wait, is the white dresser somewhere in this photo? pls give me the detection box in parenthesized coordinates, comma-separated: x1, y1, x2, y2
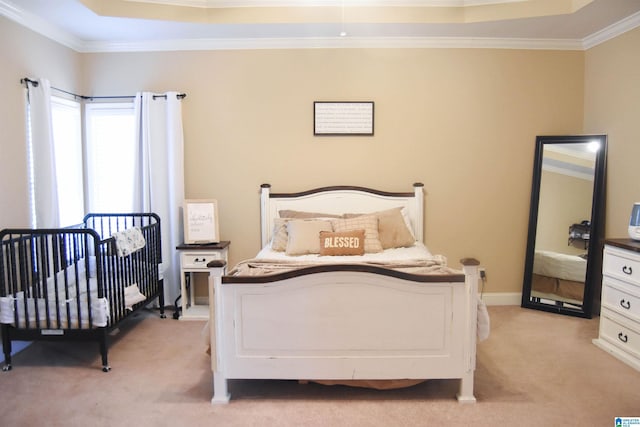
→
(593, 239, 640, 371)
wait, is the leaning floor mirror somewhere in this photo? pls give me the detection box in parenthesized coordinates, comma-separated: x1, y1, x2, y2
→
(521, 135, 607, 318)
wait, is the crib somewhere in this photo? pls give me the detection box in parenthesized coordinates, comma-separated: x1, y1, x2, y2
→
(0, 213, 164, 372)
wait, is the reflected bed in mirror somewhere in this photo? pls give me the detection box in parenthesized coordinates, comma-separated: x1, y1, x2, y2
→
(522, 135, 607, 318)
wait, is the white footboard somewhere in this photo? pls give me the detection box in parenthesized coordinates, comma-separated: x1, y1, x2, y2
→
(208, 259, 479, 404)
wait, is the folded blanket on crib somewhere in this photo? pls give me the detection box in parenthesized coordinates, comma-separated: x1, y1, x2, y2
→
(112, 227, 146, 257)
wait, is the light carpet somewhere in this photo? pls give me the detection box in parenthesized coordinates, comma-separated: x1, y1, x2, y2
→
(0, 305, 638, 427)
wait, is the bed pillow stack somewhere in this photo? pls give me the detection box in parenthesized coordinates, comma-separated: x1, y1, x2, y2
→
(272, 207, 416, 256)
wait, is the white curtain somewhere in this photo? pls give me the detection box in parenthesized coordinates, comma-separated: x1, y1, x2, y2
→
(133, 92, 185, 306)
(28, 78, 59, 228)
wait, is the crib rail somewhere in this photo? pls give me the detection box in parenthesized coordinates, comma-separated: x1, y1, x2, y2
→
(0, 227, 103, 330)
(84, 213, 163, 324)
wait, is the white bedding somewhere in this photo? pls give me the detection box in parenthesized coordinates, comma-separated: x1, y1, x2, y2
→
(0, 292, 109, 328)
(256, 242, 445, 265)
(0, 262, 146, 328)
(533, 250, 587, 283)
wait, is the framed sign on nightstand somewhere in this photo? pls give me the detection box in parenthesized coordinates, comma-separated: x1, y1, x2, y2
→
(183, 199, 220, 244)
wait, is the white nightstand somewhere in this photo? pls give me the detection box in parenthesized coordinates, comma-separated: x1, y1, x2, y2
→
(176, 241, 229, 320)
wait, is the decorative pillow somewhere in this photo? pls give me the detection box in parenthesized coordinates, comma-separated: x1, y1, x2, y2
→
(319, 230, 365, 256)
(344, 207, 416, 249)
(331, 215, 383, 253)
(375, 207, 416, 249)
(279, 210, 342, 219)
(285, 220, 334, 256)
(271, 218, 290, 251)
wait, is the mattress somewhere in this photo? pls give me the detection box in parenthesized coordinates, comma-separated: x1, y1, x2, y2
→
(0, 289, 110, 328)
(533, 250, 587, 283)
(0, 274, 145, 329)
(256, 242, 441, 264)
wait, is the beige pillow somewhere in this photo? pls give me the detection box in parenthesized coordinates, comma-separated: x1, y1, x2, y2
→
(271, 218, 289, 251)
(331, 215, 383, 253)
(279, 210, 342, 219)
(319, 230, 365, 256)
(375, 207, 416, 249)
(344, 207, 415, 249)
(285, 220, 333, 256)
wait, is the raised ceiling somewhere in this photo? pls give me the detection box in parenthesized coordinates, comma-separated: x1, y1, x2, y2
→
(1, 0, 640, 52)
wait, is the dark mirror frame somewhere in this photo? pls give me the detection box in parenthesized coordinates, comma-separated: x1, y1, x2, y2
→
(521, 135, 607, 318)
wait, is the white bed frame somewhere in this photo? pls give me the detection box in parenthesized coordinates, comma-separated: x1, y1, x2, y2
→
(207, 183, 480, 404)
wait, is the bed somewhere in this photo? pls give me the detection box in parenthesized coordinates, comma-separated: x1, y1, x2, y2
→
(531, 249, 586, 304)
(0, 213, 164, 372)
(206, 183, 486, 404)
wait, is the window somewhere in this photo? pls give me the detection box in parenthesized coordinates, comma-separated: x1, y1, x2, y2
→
(27, 96, 84, 227)
(85, 103, 136, 213)
(27, 97, 136, 227)
(51, 97, 84, 227)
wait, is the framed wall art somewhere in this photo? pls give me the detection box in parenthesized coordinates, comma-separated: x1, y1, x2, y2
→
(314, 101, 374, 136)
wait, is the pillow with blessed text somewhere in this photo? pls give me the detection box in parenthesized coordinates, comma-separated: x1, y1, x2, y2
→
(319, 229, 365, 256)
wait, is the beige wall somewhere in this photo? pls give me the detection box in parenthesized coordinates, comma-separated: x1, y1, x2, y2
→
(0, 17, 82, 227)
(584, 27, 640, 238)
(83, 48, 584, 294)
(3, 15, 591, 296)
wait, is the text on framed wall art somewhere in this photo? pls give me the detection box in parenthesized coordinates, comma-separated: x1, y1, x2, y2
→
(183, 199, 220, 244)
(314, 102, 374, 136)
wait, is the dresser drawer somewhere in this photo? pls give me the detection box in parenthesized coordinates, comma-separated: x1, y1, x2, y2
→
(602, 278, 640, 322)
(181, 252, 223, 269)
(603, 247, 640, 286)
(599, 310, 640, 358)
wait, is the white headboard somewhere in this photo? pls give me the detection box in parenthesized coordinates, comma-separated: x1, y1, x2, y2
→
(260, 183, 424, 248)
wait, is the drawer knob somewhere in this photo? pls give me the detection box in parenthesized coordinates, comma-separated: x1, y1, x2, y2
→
(618, 332, 628, 343)
(622, 265, 633, 275)
(620, 299, 631, 310)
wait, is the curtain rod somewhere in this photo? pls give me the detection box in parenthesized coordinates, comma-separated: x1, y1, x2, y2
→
(20, 78, 186, 100)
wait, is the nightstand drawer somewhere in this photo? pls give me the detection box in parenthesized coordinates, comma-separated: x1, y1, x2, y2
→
(603, 247, 640, 286)
(600, 310, 640, 358)
(181, 252, 222, 269)
(602, 278, 640, 321)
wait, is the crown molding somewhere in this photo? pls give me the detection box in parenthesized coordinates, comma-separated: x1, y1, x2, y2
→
(125, 0, 528, 7)
(0, 0, 84, 52)
(582, 10, 640, 50)
(0, 0, 636, 53)
(82, 36, 583, 52)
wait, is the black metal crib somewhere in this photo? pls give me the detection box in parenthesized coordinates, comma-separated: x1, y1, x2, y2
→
(0, 213, 164, 372)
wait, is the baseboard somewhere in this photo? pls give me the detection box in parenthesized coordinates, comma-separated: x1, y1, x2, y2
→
(481, 292, 521, 306)
(195, 296, 209, 305)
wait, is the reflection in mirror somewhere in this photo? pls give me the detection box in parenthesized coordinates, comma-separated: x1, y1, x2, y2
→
(522, 135, 607, 318)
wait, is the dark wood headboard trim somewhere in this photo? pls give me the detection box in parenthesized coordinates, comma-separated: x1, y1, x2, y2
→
(222, 263, 464, 284)
(263, 182, 424, 199)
